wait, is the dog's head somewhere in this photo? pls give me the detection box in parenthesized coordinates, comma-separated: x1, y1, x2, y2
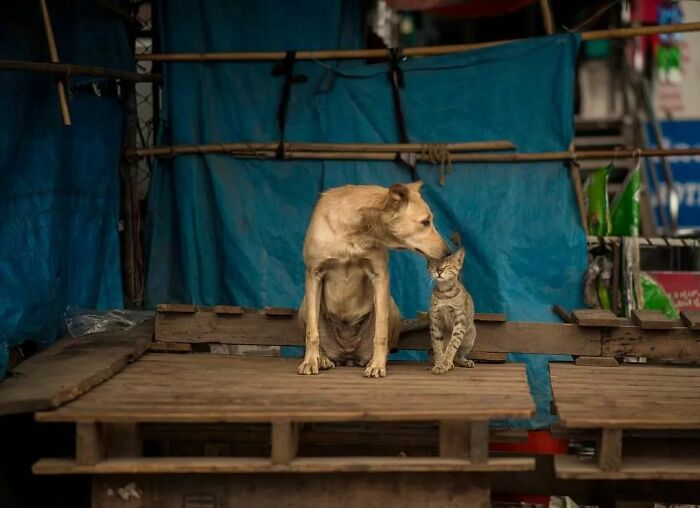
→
(382, 181, 450, 259)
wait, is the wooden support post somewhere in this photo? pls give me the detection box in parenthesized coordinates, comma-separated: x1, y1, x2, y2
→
(271, 420, 298, 464)
(597, 428, 623, 471)
(539, 0, 555, 34)
(39, 0, 71, 126)
(76, 422, 104, 465)
(439, 420, 468, 458)
(568, 161, 588, 234)
(469, 420, 490, 464)
(612, 240, 621, 315)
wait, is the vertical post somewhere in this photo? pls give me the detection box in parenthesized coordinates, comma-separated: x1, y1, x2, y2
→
(271, 420, 299, 464)
(39, 0, 71, 126)
(597, 428, 623, 471)
(568, 160, 588, 234)
(469, 420, 489, 464)
(76, 422, 104, 465)
(439, 420, 469, 458)
(539, 0, 555, 35)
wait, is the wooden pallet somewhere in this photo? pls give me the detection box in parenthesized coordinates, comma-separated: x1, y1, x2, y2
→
(34, 355, 535, 475)
(551, 363, 700, 480)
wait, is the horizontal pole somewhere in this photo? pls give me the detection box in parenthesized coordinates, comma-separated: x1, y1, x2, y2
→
(0, 59, 160, 83)
(136, 22, 700, 62)
(128, 145, 700, 163)
(127, 140, 516, 159)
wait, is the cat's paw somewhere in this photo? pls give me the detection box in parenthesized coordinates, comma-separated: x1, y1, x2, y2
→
(319, 355, 335, 370)
(431, 365, 450, 375)
(455, 357, 475, 368)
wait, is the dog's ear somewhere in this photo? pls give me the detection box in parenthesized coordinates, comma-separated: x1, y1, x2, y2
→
(387, 183, 409, 210)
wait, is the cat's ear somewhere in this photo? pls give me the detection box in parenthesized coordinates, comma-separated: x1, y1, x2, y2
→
(454, 247, 465, 264)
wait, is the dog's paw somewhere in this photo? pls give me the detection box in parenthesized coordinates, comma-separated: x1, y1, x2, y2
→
(319, 355, 335, 370)
(363, 361, 387, 378)
(455, 357, 475, 368)
(431, 365, 450, 375)
(297, 355, 320, 375)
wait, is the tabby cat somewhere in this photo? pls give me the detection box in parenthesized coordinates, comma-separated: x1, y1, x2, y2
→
(427, 247, 476, 374)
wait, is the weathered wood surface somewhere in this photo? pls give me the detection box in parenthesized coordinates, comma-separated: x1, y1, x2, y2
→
(155, 310, 601, 355)
(0, 321, 152, 416)
(571, 309, 626, 327)
(556, 454, 700, 480)
(631, 309, 676, 329)
(34, 455, 534, 474)
(90, 473, 491, 508)
(37, 355, 534, 423)
(550, 363, 700, 429)
(603, 326, 700, 362)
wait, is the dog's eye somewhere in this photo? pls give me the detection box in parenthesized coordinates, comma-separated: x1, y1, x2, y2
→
(421, 218, 430, 227)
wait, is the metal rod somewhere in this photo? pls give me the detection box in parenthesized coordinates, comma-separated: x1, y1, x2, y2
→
(136, 22, 700, 62)
(0, 59, 160, 83)
(39, 0, 71, 126)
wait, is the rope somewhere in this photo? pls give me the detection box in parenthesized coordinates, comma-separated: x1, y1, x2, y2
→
(420, 143, 453, 186)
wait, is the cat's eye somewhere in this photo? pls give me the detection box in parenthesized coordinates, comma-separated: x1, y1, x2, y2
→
(420, 218, 430, 227)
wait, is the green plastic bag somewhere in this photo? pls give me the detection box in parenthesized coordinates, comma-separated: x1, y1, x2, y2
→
(610, 167, 641, 237)
(585, 165, 611, 236)
(641, 273, 679, 319)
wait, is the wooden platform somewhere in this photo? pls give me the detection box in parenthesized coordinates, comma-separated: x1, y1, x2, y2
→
(34, 354, 535, 475)
(0, 322, 152, 415)
(551, 363, 700, 480)
(37, 355, 534, 423)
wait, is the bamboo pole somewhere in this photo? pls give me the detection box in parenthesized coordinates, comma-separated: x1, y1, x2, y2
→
(39, 0, 71, 126)
(0, 60, 160, 83)
(539, 0, 555, 35)
(136, 22, 700, 62)
(126, 140, 516, 159)
(127, 145, 700, 163)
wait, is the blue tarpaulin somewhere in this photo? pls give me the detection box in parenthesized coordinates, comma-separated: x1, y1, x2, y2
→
(147, 0, 587, 427)
(0, 2, 128, 377)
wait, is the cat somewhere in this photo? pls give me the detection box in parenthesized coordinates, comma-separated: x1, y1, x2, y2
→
(427, 247, 476, 374)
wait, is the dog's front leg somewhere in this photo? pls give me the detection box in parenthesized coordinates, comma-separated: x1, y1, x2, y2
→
(298, 268, 322, 375)
(364, 265, 389, 378)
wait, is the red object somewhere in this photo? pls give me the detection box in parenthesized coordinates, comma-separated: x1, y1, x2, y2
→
(647, 271, 700, 311)
(429, 0, 535, 17)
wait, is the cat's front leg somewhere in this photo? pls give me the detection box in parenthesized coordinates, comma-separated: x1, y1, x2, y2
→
(429, 312, 445, 369)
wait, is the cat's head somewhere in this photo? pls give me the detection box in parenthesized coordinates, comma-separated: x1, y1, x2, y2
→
(427, 247, 465, 282)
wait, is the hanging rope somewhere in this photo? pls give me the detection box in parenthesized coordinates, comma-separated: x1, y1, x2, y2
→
(421, 143, 453, 186)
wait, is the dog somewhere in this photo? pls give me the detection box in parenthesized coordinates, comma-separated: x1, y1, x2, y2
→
(297, 181, 450, 378)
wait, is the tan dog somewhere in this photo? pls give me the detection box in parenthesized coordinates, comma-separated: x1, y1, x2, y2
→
(298, 182, 450, 378)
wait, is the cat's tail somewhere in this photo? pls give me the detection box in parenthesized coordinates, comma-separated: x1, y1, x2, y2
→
(399, 315, 430, 334)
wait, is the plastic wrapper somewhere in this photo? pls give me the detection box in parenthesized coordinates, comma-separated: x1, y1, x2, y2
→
(583, 255, 612, 309)
(584, 164, 612, 236)
(610, 167, 641, 237)
(641, 273, 679, 319)
(64, 306, 154, 337)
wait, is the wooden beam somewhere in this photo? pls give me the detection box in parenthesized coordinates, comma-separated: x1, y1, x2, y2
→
(571, 309, 625, 327)
(0, 59, 160, 82)
(681, 310, 700, 330)
(603, 326, 700, 361)
(137, 22, 700, 62)
(76, 422, 104, 465)
(552, 304, 572, 323)
(39, 0, 71, 126)
(574, 356, 618, 367)
(271, 420, 299, 465)
(631, 309, 675, 330)
(596, 428, 623, 471)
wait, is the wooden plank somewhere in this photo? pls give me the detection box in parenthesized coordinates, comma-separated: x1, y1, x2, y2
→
(76, 422, 104, 465)
(681, 310, 700, 330)
(149, 342, 192, 353)
(556, 454, 700, 480)
(37, 356, 534, 423)
(473, 313, 507, 322)
(155, 309, 601, 356)
(89, 473, 492, 508)
(439, 421, 468, 458)
(597, 428, 622, 471)
(469, 420, 489, 464)
(467, 351, 507, 363)
(213, 305, 243, 315)
(264, 307, 295, 317)
(603, 326, 700, 362)
(574, 356, 618, 367)
(271, 420, 298, 464)
(631, 309, 675, 329)
(0, 322, 152, 416)
(552, 305, 571, 323)
(157, 303, 196, 313)
(34, 455, 535, 474)
(571, 309, 625, 327)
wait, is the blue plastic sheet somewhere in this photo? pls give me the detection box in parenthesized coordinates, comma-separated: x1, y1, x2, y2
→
(0, 1, 128, 377)
(147, 0, 587, 427)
